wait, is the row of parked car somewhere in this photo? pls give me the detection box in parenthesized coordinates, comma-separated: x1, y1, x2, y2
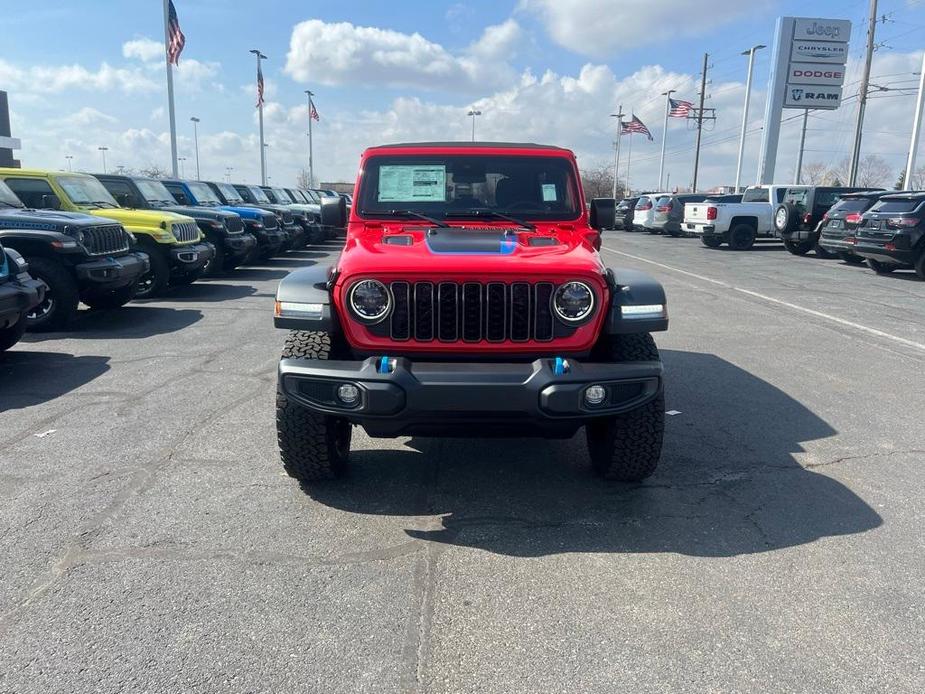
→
(614, 185, 925, 279)
(0, 168, 350, 352)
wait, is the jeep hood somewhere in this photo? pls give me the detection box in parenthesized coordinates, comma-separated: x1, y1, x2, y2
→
(163, 205, 236, 222)
(0, 208, 121, 228)
(84, 208, 194, 228)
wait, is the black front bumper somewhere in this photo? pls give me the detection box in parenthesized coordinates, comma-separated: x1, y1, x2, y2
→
(74, 252, 149, 287)
(223, 232, 258, 258)
(279, 356, 663, 438)
(0, 276, 45, 327)
(168, 242, 214, 273)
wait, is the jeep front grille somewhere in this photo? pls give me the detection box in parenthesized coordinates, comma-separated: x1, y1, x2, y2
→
(280, 210, 294, 225)
(387, 281, 558, 343)
(172, 221, 200, 243)
(83, 225, 131, 256)
(263, 214, 279, 230)
(226, 216, 244, 234)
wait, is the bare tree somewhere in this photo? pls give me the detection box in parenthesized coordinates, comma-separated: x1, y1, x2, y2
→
(296, 168, 312, 189)
(580, 162, 624, 200)
(910, 165, 925, 190)
(139, 164, 169, 179)
(801, 161, 827, 184)
(856, 154, 893, 188)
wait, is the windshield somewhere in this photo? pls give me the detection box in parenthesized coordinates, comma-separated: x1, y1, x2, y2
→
(247, 185, 271, 203)
(304, 189, 321, 203)
(829, 197, 875, 214)
(274, 188, 293, 203)
(742, 187, 769, 203)
(871, 199, 923, 214)
(57, 175, 119, 207)
(216, 182, 244, 204)
(187, 181, 222, 205)
(135, 179, 176, 205)
(357, 154, 580, 220)
(288, 189, 307, 203)
(0, 180, 23, 207)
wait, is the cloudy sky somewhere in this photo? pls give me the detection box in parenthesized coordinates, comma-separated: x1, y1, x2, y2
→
(3, 0, 925, 190)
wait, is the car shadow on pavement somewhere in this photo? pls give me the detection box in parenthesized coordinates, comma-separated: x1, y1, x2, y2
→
(304, 349, 882, 558)
(24, 306, 202, 341)
(149, 283, 258, 302)
(0, 351, 110, 411)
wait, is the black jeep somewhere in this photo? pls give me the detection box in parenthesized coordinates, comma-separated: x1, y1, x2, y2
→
(232, 183, 304, 250)
(773, 186, 880, 256)
(0, 179, 148, 330)
(853, 192, 925, 278)
(0, 241, 45, 351)
(95, 174, 256, 275)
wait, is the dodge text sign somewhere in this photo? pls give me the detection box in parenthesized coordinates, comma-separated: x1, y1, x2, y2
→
(787, 63, 846, 86)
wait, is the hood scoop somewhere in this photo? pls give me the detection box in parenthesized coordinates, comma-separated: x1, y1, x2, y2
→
(425, 227, 518, 255)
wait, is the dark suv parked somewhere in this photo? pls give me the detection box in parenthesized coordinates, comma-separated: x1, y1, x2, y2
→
(0, 241, 44, 351)
(773, 186, 879, 255)
(652, 194, 707, 236)
(0, 179, 147, 330)
(95, 174, 256, 275)
(614, 197, 638, 230)
(853, 192, 925, 278)
(818, 191, 891, 264)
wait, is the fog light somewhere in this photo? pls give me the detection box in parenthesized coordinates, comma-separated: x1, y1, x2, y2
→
(584, 385, 607, 406)
(336, 383, 360, 405)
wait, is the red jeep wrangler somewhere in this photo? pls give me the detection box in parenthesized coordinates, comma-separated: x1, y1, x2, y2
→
(274, 142, 668, 483)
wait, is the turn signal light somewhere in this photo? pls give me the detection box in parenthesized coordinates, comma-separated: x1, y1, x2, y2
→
(844, 213, 862, 225)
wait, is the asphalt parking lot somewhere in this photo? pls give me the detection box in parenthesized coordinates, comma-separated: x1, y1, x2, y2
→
(2, 232, 924, 693)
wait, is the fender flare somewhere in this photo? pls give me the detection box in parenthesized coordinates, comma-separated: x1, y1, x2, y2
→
(602, 267, 669, 334)
(274, 263, 338, 331)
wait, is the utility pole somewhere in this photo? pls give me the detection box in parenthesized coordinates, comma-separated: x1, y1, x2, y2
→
(848, 0, 878, 185)
(305, 90, 315, 188)
(903, 52, 925, 190)
(735, 45, 765, 193)
(190, 117, 201, 179)
(691, 53, 710, 192)
(250, 49, 268, 185)
(98, 146, 108, 174)
(657, 90, 675, 190)
(610, 107, 624, 199)
(794, 110, 809, 183)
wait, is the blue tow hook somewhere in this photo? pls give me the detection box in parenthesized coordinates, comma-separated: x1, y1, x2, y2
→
(553, 357, 569, 376)
(377, 356, 394, 374)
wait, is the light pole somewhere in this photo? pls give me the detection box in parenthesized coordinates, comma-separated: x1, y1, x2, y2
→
(657, 89, 675, 190)
(467, 109, 481, 141)
(98, 146, 109, 174)
(225, 166, 234, 183)
(263, 143, 269, 182)
(178, 156, 187, 177)
(904, 59, 925, 190)
(734, 44, 764, 193)
(250, 49, 268, 185)
(610, 108, 624, 199)
(64, 155, 73, 172)
(305, 90, 315, 188)
(190, 117, 201, 179)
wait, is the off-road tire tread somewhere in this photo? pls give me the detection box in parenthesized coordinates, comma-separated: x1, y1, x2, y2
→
(0, 317, 27, 352)
(25, 257, 79, 331)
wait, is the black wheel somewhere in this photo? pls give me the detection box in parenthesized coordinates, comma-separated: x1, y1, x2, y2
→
(839, 252, 865, 264)
(82, 282, 137, 310)
(204, 242, 226, 276)
(814, 244, 836, 259)
(586, 333, 665, 482)
(23, 257, 79, 331)
(914, 250, 925, 280)
(308, 225, 325, 245)
(0, 316, 27, 352)
(134, 247, 170, 298)
(783, 238, 814, 256)
(701, 236, 723, 248)
(647, 227, 661, 235)
(728, 224, 756, 251)
(866, 258, 896, 275)
(277, 330, 352, 483)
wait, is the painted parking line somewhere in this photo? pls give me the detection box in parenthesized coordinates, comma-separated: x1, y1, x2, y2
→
(601, 246, 925, 354)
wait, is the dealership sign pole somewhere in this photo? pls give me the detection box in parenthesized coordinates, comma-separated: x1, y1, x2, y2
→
(903, 52, 925, 191)
(757, 17, 851, 184)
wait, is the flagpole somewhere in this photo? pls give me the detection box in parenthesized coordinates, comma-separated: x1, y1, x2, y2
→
(163, 0, 179, 177)
(626, 129, 633, 196)
(305, 90, 315, 188)
(657, 90, 675, 190)
(610, 106, 624, 199)
(251, 49, 267, 186)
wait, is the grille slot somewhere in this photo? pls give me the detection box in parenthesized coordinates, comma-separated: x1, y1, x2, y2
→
(386, 280, 566, 343)
(226, 216, 244, 234)
(171, 221, 200, 243)
(263, 214, 279, 230)
(83, 225, 130, 256)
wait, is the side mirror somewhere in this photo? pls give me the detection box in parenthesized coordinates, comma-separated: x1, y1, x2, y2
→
(589, 198, 615, 231)
(41, 194, 61, 210)
(115, 192, 136, 208)
(173, 191, 190, 205)
(320, 195, 347, 229)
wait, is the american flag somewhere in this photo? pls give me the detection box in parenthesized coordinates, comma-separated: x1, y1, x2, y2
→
(669, 97, 694, 118)
(622, 115, 653, 141)
(256, 62, 265, 108)
(309, 98, 320, 122)
(166, 0, 185, 66)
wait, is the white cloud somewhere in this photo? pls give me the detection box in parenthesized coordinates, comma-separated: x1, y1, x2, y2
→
(520, 0, 764, 56)
(123, 37, 164, 63)
(53, 107, 118, 128)
(284, 19, 521, 90)
(0, 59, 157, 94)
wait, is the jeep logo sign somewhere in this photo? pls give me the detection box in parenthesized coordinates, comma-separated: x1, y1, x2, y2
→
(788, 62, 845, 86)
(784, 85, 843, 109)
(793, 18, 852, 43)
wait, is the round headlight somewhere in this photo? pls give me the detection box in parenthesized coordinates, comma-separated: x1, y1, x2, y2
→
(349, 279, 391, 322)
(553, 281, 594, 323)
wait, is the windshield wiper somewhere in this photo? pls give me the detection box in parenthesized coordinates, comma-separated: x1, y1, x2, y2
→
(88, 200, 118, 208)
(374, 209, 449, 227)
(0, 200, 21, 208)
(444, 209, 536, 230)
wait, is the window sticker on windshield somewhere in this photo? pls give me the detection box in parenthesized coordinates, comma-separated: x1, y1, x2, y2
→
(378, 165, 446, 202)
(541, 184, 557, 202)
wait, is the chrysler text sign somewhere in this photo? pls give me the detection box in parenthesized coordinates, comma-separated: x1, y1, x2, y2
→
(791, 40, 849, 64)
(787, 63, 845, 86)
(784, 85, 843, 109)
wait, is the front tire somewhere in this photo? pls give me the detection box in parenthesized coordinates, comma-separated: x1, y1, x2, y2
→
(0, 316, 27, 352)
(783, 238, 814, 256)
(277, 330, 352, 483)
(585, 333, 665, 482)
(866, 258, 896, 275)
(914, 250, 925, 280)
(134, 247, 170, 299)
(23, 257, 79, 331)
(839, 252, 865, 264)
